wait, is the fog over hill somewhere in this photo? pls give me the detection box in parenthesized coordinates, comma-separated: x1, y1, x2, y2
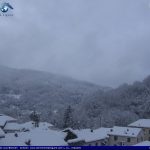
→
(0, 65, 150, 129)
(1, 0, 150, 87)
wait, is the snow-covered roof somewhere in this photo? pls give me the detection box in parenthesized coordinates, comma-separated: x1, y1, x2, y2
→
(108, 126, 142, 137)
(0, 115, 16, 127)
(134, 141, 150, 146)
(68, 138, 85, 144)
(0, 128, 5, 137)
(0, 124, 67, 146)
(129, 119, 150, 128)
(21, 121, 53, 131)
(67, 128, 110, 143)
(4, 123, 23, 131)
(62, 128, 77, 135)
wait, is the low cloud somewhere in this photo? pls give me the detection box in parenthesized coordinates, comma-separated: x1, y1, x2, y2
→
(0, 0, 150, 87)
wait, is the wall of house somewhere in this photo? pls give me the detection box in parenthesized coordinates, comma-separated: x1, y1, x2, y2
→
(129, 126, 150, 141)
(68, 141, 85, 146)
(143, 128, 150, 141)
(0, 134, 5, 138)
(4, 129, 20, 133)
(108, 131, 144, 146)
(83, 138, 108, 146)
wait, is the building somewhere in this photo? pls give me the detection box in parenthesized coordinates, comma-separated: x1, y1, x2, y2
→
(134, 141, 150, 146)
(108, 126, 144, 146)
(0, 114, 17, 129)
(0, 128, 5, 138)
(21, 121, 53, 131)
(63, 127, 110, 146)
(0, 123, 67, 146)
(128, 119, 150, 141)
(3, 122, 23, 133)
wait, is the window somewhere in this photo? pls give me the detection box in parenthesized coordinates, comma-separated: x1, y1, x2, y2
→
(120, 142, 125, 146)
(114, 136, 118, 141)
(127, 138, 131, 142)
(141, 137, 143, 141)
(101, 141, 107, 146)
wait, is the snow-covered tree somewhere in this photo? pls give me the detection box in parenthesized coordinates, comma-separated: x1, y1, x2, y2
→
(29, 110, 40, 127)
(63, 105, 74, 128)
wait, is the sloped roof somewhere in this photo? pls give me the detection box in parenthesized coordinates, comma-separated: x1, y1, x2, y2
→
(67, 127, 110, 143)
(0, 124, 67, 146)
(21, 121, 53, 130)
(62, 128, 77, 135)
(108, 126, 142, 137)
(0, 115, 16, 127)
(4, 123, 23, 131)
(0, 128, 5, 137)
(129, 119, 150, 128)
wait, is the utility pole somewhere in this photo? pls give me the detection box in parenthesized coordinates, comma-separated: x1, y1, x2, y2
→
(100, 114, 102, 127)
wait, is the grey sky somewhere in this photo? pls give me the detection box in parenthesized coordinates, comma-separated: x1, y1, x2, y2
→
(0, 0, 150, 87)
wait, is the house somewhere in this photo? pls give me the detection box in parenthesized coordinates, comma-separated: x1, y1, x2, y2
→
(133, 141, 150, 146)
(63, 128, 78, 142)
(0, 123, 67, 146)
(128, 119, 150, 141)
(0, 114, 17, 129)
(21, 121, 53, 131)
(63, 127, 110, 146)
(3, 122, 23, 133)
(108, 126, 144, 146)
(0, 128, 5, 138)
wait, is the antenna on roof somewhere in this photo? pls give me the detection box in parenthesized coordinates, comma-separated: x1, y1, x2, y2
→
(124, 132, 127, 134)
(110, 129, 113, 132)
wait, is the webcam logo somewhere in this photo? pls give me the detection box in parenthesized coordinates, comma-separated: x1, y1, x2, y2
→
(0, 2, 13, 13)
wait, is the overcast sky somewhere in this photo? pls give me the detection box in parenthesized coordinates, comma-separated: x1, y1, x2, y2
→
(0, 0, 150, 87)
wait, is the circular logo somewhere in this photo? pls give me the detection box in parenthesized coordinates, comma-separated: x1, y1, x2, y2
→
(0, 2, 13, 13)
(1, 5, 9, 13)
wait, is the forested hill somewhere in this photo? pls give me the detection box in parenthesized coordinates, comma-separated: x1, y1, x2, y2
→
(0, 65, 150, 129)
(76, 76, 150, 129)
(0, 65, 106, 127)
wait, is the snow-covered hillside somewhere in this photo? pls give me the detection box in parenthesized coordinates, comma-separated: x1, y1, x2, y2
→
(0, 65, 106, 128)
(1, 65, 150, 129)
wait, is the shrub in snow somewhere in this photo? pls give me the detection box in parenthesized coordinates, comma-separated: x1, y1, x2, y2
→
(14, 133, 18, 137)
(25, 139, 31, 146)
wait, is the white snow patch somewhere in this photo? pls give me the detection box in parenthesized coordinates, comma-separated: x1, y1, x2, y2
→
(4, 123, 23, 131)
(129, 119, 150, 128)
(0, 123, 67, 146)
(0, 115, 16, 127)
(108, 126, 142, 137)
(74, 128, 110, 142)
